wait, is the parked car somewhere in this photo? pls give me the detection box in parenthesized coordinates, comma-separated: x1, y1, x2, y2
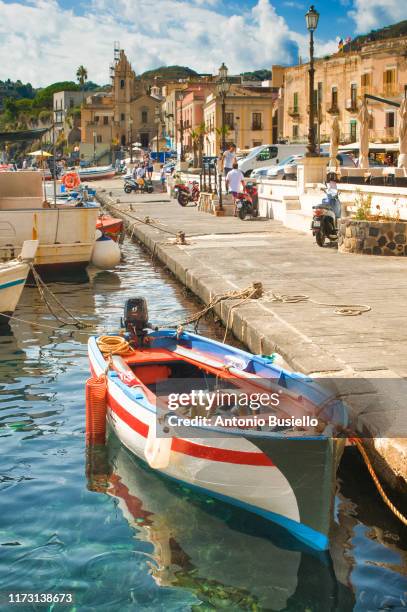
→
(202, 156, 218, 169)
(250, 166, 272, 179)
(264, 155, 304, 179)
(282, 153, 356, 179)
(237, 144, 308, 176)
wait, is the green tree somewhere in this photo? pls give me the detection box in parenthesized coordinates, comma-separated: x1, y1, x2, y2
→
(33, 81, 79, 109)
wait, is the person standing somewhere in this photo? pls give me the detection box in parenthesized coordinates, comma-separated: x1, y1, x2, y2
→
(226, 162, 245, 216)
(222, 144, 237, 177)
(159, 165, 166, 192)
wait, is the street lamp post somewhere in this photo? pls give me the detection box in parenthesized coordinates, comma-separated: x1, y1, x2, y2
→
(179, 92, 185, 162)
(129, 118, 133, 163)
(305, 5, 319, 157)
(217, 62, 230, 153)
(155, 107, 161, 160)
(92, 130, 96, 165)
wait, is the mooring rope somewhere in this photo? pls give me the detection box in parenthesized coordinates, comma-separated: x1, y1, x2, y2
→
(29, 263, 90, 329)
(263, 291, 371, 316)
(350, 437, 407, 526)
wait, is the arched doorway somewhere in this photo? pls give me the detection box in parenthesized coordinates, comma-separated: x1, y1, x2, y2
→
(121, 134, 126, 146)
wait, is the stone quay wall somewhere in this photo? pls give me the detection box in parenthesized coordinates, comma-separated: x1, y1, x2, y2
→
(338, 219, 407, 256)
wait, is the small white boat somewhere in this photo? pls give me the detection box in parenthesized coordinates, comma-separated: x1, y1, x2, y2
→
(78, 166, 116, 181)
(0, 240, 38, 324)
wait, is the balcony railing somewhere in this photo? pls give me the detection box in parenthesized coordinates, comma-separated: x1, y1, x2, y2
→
(288, 107, 300, 117)
(326, 104, 340, 115)
(251, 123, 263, 131)
(381, 88, 398, 98)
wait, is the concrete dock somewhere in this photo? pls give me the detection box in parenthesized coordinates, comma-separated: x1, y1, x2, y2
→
(96, 177, 407, 495)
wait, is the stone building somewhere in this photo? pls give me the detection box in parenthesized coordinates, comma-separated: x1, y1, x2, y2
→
(203, 85, 279, 156)
(53, 90, 83, 146)
(275, 35, 407, 145)
(80, 50, 161, 163)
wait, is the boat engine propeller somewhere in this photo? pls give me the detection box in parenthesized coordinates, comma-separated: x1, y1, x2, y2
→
(122, 298, 150, 343)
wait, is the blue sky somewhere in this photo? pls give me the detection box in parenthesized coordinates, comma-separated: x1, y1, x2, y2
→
(0, 0, 404, 86)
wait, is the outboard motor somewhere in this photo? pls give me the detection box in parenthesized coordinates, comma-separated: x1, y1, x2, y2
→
(122, 298, 150, 343)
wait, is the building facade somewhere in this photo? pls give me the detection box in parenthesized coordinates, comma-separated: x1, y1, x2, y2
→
(80, 50, 161, 162)
(53, 90, 83, 145)
(276, 35, 407, 146)
(203, 86, 278, 156)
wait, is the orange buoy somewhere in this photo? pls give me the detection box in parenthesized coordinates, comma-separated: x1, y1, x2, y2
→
(85, 374, 107, 445)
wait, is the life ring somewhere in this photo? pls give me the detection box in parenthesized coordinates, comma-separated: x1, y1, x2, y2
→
(62, 172, 80, 189)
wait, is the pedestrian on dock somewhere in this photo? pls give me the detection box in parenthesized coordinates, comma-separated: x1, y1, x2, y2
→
(226, 162, 245, 215)
(222, 144, 237, 177)
(160, 165, 166, 192)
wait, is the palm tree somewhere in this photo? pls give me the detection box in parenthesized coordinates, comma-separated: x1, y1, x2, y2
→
(190, 129, 200, 167)
(76, 65, 88, 101)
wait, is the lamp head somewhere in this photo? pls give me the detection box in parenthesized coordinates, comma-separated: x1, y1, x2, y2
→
(218, 62, 228, 80)
(305, 5, 319, 31)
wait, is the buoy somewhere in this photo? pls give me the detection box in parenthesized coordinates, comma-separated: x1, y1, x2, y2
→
(144, 421, 172, 469)
(85, 374, 107, 445)
(91, 235, 121, 269)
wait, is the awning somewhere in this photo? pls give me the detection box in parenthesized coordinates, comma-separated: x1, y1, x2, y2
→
(0, 127, 50, 143)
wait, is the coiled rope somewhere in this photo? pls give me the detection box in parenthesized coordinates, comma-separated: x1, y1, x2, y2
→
(350, 437, 407, 526)
(263, 291, 371, 316)
(96, 335, 134, 355)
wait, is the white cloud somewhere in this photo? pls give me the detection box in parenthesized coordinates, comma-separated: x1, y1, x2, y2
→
(349, 0, 406, 33)
(0, 0, 336, 86)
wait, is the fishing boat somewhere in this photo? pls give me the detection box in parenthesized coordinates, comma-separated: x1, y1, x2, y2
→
(0, 240, 38, 324)
(0, 171, 99, 277)
(77, 166, 116, 181)
(87, 298, 347, 551)
(96, 215, 123, 242)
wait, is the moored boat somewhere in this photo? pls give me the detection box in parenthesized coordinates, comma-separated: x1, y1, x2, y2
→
(0, 240, 38, 324)
(78, 166, 116, 181)
(96, 215, 123, 242)
(0, 171, 99, 277)
(87, 299, 347, 550)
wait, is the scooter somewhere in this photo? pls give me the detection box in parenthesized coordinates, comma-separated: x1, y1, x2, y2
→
(123, 177, 154, 194)
(311, 184, 341, 247)
(235, 181, 259, 220)
(175, 181, 200, 206)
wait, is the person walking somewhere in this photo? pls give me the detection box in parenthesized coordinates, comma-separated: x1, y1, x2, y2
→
(226, 162, 245, 216)
(159, 165, 166, 192)
(222, 144, 237, 177)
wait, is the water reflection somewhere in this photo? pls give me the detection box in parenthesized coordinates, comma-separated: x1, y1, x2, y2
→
(86, 437, 355, 611)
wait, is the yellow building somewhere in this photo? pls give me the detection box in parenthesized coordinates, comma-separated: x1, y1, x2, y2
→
(276, 35, 407, 145)
(203, 85, 278, 156)
(80, 50, 161, 163)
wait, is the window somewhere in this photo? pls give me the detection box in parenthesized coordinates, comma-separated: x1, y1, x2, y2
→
(120, 79, 125, 89)
(252, 113, 262, 130)
(253, 141, 263, 147)
(96, 134, 102, 143)
(350, 120, 357, 141)
(383, 69, 396, 95)
(292, 124, 299, 139)
(331, 87, 338, 109)
(256, 146, 277, 161)
(224, 112, 234, 129)
(103, 116, 109, 125)
(386, 112, 395, 128)
(69, 98, 74, 108)
(361, 73, 371, 92)
(350, 83, 357, 108)
(368, 113, 374, 130)
(293, 92, 298, 112)
(120, 113, 125, 121)
(141, 110, 148, 123)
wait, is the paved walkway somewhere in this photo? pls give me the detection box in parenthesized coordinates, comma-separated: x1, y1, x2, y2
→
(96, 178, 407, 485)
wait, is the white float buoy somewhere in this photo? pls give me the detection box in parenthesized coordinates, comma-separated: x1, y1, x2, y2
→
(91, 235, 121, 269)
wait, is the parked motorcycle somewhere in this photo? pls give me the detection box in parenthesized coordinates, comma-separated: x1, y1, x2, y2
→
(123, 177, 154, 194)
(175, 181, 200, 207)
(311, 184, 341, 247)
(235, 181, 259, 220)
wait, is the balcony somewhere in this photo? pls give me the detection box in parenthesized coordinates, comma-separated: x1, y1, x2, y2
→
(326, 104, 340, 115)
(345, 99, 357, 113)
(288, 106, 300, 118)
(251, 124, 263, 131)
(380, 88, 398, 99)
(384, 127, 395, 139)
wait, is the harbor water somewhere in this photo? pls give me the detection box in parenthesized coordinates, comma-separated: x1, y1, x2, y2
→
(0, 240, 406, 611)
